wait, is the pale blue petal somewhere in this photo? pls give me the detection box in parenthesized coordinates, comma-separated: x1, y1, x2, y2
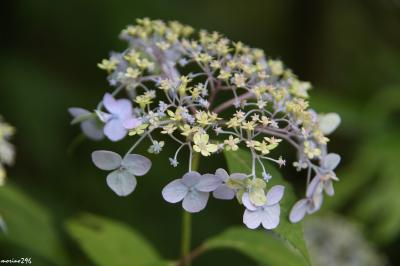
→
(182, 190, 209, 213)
(261, 204, 280, 230)
(324, 180, 335, 196)
(162, 179, 188, 203)
(243, 209, 263, 229)
(289, 199, 308, 223)
(195, 174, 221, 192)
(115, 99, 133, 119)
(215, 168, 229, 181)
(122, 117, 141, 129)
(104, 119, 127, 141)
(213, 185, 235, 200)
(122, 154, 152, 176)
(306, 176, 321, 198)
(92, 150, 121, 170)
(318, 112, 341, 135)
(182, 171, 202, 187)
(231, 173, 247, 180)
(103, 93, 120, 114)
(266, 185, 285, 206)
(322, 153, 341, 170)
(81, 120, 104, 140)
(242, 192, 257, 211)
(68, 107, 90, 118)
(308, 193, 323, 214)
(106, 169, 137, 196)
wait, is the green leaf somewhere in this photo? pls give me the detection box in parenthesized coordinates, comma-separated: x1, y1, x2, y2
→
(66, 213, 161, 266)
(224, 149, 310, 265)
(0, 184, 69, 265)
(204, 227, 307, 266)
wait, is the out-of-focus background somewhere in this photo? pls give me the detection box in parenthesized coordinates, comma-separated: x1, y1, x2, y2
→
(1, 0, 399, 265)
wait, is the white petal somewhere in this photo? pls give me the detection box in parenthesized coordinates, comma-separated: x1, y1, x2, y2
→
(215, 168, 229, 181)
(162, 179, 188, 203)
(213, 185, 235, 200)
(318, 112, 341, 135)
(195, 174, 221, 192)
(182, 191, 209, 213)
(243, 209, 263, 229)
(122, 154, 152, 176)
(261, 204, 280, 230)
(92, 150, 121, 170)
(104, 119, 127, 141)
(242, 192, 257, 211)
(182, 171, 202, 187)
(289, 199, 308, 223)
(322, 153, 341, 170)
(106, 169, 137, 196)
(266, 185, 285, 206)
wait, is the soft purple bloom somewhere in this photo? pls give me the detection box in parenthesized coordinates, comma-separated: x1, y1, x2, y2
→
(242, 185, 284, 230)
(289, 194, 323, 223)
(212, 168, 246, 200)
(162, 171, 220, 213)
(92, 150, 151, 196)
(102, 93, 141, 141)
(68, 107, 104, 140)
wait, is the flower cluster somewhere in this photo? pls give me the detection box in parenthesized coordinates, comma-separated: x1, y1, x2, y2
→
(0, 116, 16, 186)
(70, 18, 341, 230)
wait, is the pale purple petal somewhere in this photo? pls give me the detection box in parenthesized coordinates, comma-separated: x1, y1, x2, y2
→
(195, 174, 221, 192)
(215, 168, 229, 181)
(308, 193, 323, 214)
(289, 199, 308, 223)
(261, 204, 280, 230)
(242, 192, 257, 211)
(104, 119, 127, 141)
(92, 150, 121, 170)
(103, 93, 120, 114)
(322, 153, 341, 170)
(122, 154, 152, 176)
(243, 209, 263, 229)
(162, 179, 188, 203)
(69, 107, 90, 117)
(106, 169, 137, 196)
(266, 185, 285, 206)
(122, 117, 141, 129)
(81, 120, 104, 140)
(182, 190, 209, 213)
(231, 173, 247, 180)
(306, 176, 321, 198)
(324, 180, 335, 196)
(213, 185, 235, 200)
(115, 99, 133, 119)
(182, 172, 202, 187)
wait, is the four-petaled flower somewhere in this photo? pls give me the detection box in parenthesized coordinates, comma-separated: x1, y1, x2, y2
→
(162, 171, 220, 213)
(193, 133, 218, 156)
(68, 107, 104, 140)
(242, 185, 284, 230)
(212, 168, 246, 200)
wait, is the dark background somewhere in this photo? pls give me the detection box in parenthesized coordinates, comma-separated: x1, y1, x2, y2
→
(1, 0, 400, 265)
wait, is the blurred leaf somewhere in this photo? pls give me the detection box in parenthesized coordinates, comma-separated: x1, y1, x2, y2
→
(0, 184, 69, 265)
(224, 149, 310, 265)
(66, 213, 161, 266)
(204, 227, 307, 266)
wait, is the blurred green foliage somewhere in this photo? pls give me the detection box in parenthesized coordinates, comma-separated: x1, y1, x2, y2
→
(1, 0, 400, 265)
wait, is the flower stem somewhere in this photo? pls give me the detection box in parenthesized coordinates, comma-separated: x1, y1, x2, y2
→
(181, 152, 200, 266)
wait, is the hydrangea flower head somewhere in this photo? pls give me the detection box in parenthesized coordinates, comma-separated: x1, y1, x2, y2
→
(70, 18, 341, 231)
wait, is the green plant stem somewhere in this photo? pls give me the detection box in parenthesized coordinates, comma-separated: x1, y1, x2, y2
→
(181, 152, 200, 266)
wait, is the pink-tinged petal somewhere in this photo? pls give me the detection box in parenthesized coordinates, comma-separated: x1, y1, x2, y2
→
(122, 154, 152, 176)
(266, 185, 285, 206)
(196, 174, 221, 192)
(81, 120, 104, 140)
(242, 192, 257, 211)
(92, 150, 122, 170)
(324, 180, 335, 196)
(306, 176, 321, 198)
(103, 93, 120, 114)
(261, 204, 280, 230)
(213, 185, 235, 200)
(122, 117, 141, 129)
(289, 199, 308, 223)
(104, 119, 127, 141)
(243, 209, 263, 229)
(215, 168, 229, 181)
(322, 153, 341, 170)
(115, 99, 133, 118)
(182, 171, 202, 187)
(182, 191, 209, 213)
(162, 179, 188, 203)
(106, 169, 137, 197)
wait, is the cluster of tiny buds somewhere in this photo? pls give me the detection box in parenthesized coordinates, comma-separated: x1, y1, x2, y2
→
(69, 18, 341, 230)
(0, 116, 16, 186)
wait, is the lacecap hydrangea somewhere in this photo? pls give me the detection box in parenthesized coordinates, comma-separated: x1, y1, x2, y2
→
(69, 18, 341, 230)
